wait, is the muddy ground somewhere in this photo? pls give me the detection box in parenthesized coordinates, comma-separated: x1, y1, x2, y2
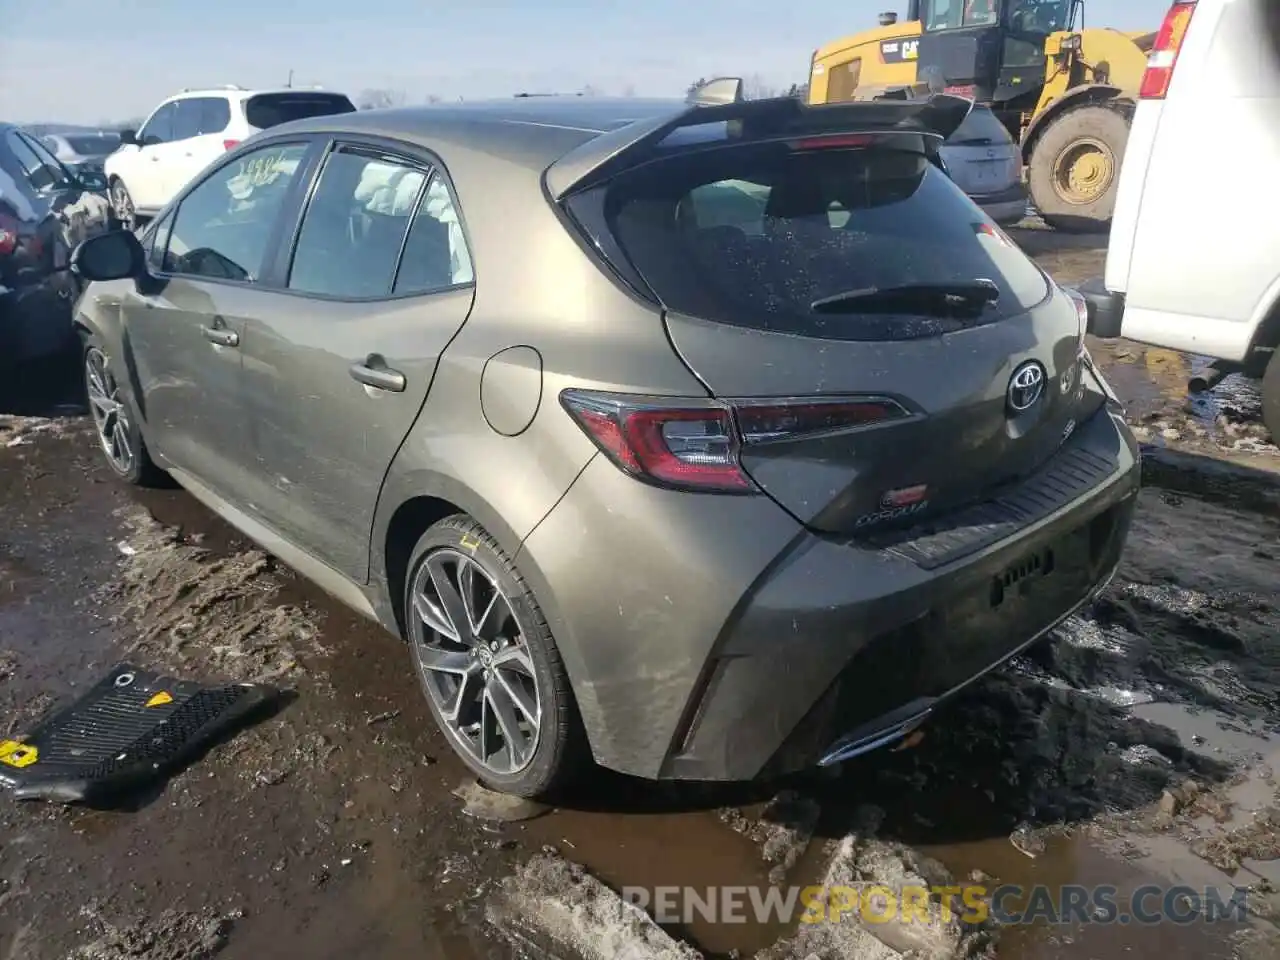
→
(0, 225, 1278, 960)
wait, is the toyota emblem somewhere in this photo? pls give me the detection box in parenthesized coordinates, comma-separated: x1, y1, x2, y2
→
(1007, 361, 1046, 413)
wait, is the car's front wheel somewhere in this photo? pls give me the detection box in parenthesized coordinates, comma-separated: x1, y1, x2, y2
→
(81, 333, 165, 486)
(109, 178, 136, 232)
(404, 515, 586, 799)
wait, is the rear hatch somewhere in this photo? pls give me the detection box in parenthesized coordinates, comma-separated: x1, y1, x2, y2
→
(244, 92, 357, 131)
(940, 105, 1020, 196)
(561, 105, 1098, 535)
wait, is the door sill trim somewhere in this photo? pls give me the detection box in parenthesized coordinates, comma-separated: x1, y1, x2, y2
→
(167, 466, 379, 622)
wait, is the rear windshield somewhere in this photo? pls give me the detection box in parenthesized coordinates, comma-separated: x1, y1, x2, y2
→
(573, 141, 1048, 340)
(244, 93, 356, 130)
(65, 134, 120, 155)
(948, 107, 1014, 146)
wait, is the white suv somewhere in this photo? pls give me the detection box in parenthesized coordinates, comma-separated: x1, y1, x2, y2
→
(104, 86, 356, 227)
(1081, 0, 1280, 442)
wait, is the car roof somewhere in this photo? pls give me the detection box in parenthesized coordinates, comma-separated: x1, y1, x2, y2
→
(167, 87, 351, 101)
(272, 96, 687, 174)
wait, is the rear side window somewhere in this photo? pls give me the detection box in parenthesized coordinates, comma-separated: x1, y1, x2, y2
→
(173, 99, 231, 140)
(245, 93, 356, 130)
(202, 98, 231, 132)
(65, 134, 120, 155)
(288, 148, 427, 298)
(572, 141, 1048, 340)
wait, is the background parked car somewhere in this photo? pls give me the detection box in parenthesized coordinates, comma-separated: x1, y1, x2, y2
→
(34, 129, 121, 182)
(104, 86, 356, 229)
(939, 104, 1027, 225)
(0, 123, 115, 363)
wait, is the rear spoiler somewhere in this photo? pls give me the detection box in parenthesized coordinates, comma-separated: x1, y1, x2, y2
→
(544, 86, 975, 201)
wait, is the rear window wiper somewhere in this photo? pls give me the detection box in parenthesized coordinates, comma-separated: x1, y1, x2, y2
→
(811, 280, 1001, 316)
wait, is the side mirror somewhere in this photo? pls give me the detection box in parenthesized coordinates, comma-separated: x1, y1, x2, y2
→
(118, 128, 138, 146)
(71, 229, 146, 282)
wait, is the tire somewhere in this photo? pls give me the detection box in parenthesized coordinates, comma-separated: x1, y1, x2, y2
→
(1263, 348, 1280, 447)
(109, 178, 136, 232)
(404, 515, 588, 799)
(1028, 103, 1130, 234)
(80, 331, 166, 486)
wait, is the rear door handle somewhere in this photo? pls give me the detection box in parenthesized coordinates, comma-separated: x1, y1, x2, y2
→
(201, 323, 239, 347)
(349, 357, 406, 393)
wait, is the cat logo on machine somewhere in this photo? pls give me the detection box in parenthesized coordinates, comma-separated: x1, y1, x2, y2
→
(880, 37, 920, 63)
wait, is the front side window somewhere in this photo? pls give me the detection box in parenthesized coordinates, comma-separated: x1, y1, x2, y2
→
(170, 100, 205, 142)
(142, 211, 174, 272)
(288, 148, 427, 298)
(139, 103, 177, 145)
(162, 142, 308, 282)
(921, 0, 998, 29)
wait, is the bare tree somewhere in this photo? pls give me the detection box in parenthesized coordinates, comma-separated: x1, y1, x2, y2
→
(356, 88, 406, 110)
(686, 77, 709, 98)
(579, 83, 601, 97)
(741, 74, 778, 100)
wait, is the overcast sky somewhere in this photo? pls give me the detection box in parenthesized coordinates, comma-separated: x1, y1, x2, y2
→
(2, 0, 1172, 125)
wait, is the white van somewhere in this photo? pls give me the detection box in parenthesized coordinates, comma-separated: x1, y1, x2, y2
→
(1081, 0, 1280, 442)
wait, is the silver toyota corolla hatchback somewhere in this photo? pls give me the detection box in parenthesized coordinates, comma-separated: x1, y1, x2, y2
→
(69, 85, 1140, 798)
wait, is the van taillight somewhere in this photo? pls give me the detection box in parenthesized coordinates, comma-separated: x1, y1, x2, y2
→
(1140, 2, 1196, 100)
(223, 139, 241, 151)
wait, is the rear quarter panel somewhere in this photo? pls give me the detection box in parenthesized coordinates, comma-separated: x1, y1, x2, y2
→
(1117, 0, 1280, 359)
(370, 137, 708, 625)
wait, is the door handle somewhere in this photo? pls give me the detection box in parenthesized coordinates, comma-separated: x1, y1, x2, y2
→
(349, 357, 406, 393)
(201, 324, 239, 347)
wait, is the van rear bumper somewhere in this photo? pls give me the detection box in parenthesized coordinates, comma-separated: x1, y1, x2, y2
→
(1078, 277, 1126, 339)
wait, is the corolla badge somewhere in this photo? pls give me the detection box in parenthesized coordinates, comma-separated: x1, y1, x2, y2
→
(1007, 360, 1046, 413)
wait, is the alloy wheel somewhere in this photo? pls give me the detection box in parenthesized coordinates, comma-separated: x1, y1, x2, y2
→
(84, 347, 135, 474)
(111, 182, 135, 231)
(409, 548, 542, 775)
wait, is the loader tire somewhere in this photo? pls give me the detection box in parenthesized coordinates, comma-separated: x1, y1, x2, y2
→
(1028, 103, 1130, 234)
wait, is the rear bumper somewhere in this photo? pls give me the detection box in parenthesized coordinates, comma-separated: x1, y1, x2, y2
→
(0, 279, 76, 363)
(523, 401, 1140, 781)
(971, 183, 1028, 225)
(1078, 277, 1126, 339)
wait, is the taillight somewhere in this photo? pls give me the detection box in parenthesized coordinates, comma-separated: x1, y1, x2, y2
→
(1140, 2, 1196, 100)
(560, 390, 909, 493)
(0, 215, 17, 256)
(223, 139, 241, 151)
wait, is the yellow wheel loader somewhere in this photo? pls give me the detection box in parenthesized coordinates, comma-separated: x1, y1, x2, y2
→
(808, 0, 1156, 233)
